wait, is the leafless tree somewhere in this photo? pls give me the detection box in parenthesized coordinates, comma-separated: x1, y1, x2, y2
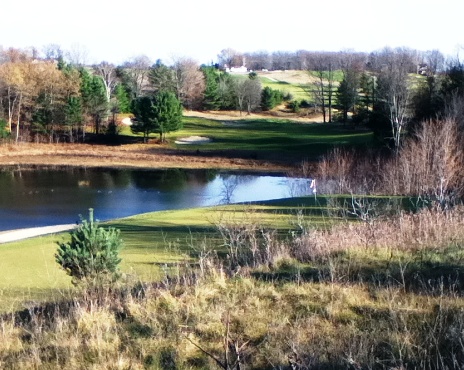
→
(234, 78, 261, 115)
(271, 51, 296, 70)
(217, 48, 243, 69)
(121, 55, 151, 98)
(172, 57, 205, 110)
(94, 61, 117, 102)
(65, 43, 88, 67)
(243, 51, 271, 71)
(42, 44, 63, 61)
(423, 49, 445, 75)
(305, 52, 339, 123)
(376, 48, 414, 152)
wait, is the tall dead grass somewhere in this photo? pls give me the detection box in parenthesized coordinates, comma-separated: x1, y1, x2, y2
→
(316, 118, 464, 202)
(383, 118, 464, 202)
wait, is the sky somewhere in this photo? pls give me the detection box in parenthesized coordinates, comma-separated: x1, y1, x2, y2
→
(1, 0, 463, 65)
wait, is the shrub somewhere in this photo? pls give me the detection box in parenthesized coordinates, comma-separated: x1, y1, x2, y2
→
(55, 209, 123, 286)
(261, 87, 284, 111)
(288, 100, 300, 113)
(0, 119, 10, 139)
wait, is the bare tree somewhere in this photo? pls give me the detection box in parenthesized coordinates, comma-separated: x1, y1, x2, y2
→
(217, 48, 243, 69)
(271, 51, 292, 70)
(243, 51, 271, 71)
(234, 77, 261, 115)
(65, 43, 88, 67)
(423, 49, 445, 75)
(306, 52, 339, 123)
(42, 43, 63, 61)
(121, 55, 151, 98)
(172, 57, 205, 110)
(94, 61, 117, 102)
(376, 48, 414, 152)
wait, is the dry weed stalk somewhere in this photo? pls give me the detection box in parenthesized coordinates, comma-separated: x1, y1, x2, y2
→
(383, 118, 464, 202)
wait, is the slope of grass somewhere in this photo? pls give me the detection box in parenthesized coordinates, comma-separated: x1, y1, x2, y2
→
(173, 116, 373, 162)
(0, 197, 322, 312)
(2, 204, 464, 368)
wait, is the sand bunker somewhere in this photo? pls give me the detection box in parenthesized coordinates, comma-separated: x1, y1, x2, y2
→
(121, 117, 133, 126)
(175, 136, 212, 144)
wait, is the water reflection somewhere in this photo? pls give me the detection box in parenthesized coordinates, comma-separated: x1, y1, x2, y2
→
(0, 168, 310, 231)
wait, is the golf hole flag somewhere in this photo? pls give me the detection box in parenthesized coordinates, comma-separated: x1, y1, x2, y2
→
(310, 179, 317, 194)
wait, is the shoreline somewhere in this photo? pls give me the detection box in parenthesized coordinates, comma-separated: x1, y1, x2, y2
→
(0, 224, 77, 244)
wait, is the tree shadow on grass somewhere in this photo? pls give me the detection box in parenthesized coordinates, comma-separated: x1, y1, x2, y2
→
(251, 253, 464, 296)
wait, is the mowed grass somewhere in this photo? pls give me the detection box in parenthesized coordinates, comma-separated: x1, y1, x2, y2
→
(233, 70, 313, 101)
(172, 116, 373, 162)
(0, 196, 326, 312)
(236, 70, 345, 102)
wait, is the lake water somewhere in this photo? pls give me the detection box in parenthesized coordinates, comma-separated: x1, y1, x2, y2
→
(0, 168, 311, 231)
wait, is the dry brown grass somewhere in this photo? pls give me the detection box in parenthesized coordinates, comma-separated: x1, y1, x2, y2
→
(0, 142, 287, 172)
(184, 109, 325, 124)
(1, 204, 464, 368)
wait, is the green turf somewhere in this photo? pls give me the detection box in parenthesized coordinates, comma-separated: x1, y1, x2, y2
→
(172, 116, 373, 162)
(0, 197, 324, 311)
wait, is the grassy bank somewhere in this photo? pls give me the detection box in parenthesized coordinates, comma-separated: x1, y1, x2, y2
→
(174, 115, 373, 163)
(0, 197, 324, 312)
(1, 114, 374, 171)
(2, 199, 464, 368)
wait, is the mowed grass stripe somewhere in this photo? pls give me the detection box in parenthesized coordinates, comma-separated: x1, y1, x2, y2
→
(0, 197, 321, 311)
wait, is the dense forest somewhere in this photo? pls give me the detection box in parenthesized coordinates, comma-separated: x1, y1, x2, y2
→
(0, 45, 462, 150)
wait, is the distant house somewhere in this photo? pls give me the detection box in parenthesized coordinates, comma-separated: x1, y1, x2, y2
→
(225, 65, 248, 74)
(417, 63, 428, 75)
(225, 57, 248, 73)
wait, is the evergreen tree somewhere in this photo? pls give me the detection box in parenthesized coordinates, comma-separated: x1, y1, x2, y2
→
(201, 66, 220, 110)
(217, 72, 237, 110)
(0, 119, 10, 139)
(114, 83, 132, 113)
(65, 96, 84, 142)
(337, 70, 360, 123)
(149, 60, 177, 94)
(131, 91, 183, 142)
(56, 209, 123, 286)
(261, 86, 276, 111)
(79, 68, 108, 134)
(131, 96, 158, 142)
(153, 91, 183, 142)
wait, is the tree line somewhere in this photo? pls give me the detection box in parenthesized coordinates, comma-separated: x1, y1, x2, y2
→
(1, 44, 464, 148)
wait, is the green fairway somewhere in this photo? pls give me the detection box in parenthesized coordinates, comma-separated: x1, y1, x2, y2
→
(0, 197, 327, 312)
(173, 116, 373, 162)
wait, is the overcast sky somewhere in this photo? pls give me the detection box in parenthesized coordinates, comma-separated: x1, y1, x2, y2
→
(1, 0, 463, 65)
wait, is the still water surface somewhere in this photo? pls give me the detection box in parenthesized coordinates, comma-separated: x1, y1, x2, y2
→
(0, 168, 310, 231)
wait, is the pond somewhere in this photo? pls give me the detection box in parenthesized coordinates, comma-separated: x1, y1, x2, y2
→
(0, 167, 311, 231)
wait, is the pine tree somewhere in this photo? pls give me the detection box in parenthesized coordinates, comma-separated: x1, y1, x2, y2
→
(55, 209, 123, 286)
(201, 66, 220, 110)
(114, 83, 132, 113)
(153, 91, 183, 142)
(79, 68, 108, 134)
(261, 86, 275, 111)
(131, 91, 183, 142)
(131, 96, 158, 143)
